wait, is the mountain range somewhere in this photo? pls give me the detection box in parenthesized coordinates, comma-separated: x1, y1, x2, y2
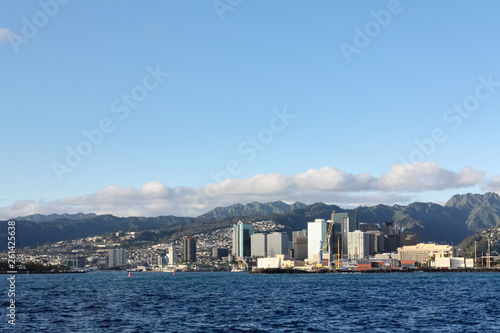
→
(2, 192, 500, 249)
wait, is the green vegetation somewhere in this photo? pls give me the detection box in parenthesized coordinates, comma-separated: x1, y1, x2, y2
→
(458, 224, 500, 257)
(2, 193, 500, 249)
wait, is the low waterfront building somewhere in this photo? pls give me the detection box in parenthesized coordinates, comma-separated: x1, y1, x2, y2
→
(257, 257, 281, 269)
(434, 257, 475, 268)
(397, 243, 456, 263)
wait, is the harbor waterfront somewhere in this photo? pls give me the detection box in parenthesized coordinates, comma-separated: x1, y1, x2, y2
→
(251, 267, 500, 274)
(2, 271, 500, 332)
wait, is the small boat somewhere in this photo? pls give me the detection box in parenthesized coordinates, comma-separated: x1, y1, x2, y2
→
(231, 268, 245, 272)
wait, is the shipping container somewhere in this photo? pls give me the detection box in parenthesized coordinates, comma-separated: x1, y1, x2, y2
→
(357, 267, 371, 271)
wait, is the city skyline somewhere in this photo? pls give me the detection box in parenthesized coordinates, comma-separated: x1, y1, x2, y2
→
(2, 1, 500, 219)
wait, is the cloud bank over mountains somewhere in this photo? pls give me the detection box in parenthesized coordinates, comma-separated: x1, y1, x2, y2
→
(1, 162, 494, 219)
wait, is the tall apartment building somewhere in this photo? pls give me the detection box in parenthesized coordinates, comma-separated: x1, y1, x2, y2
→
(183, 236, 197, 263)
(232, 221, 254, 258)
(108, 248, 127, 268)
(347, 230, 369, 260)
(168, 244, 178, 265)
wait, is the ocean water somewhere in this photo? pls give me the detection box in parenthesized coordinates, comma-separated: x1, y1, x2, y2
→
(1, 271, 500, 332)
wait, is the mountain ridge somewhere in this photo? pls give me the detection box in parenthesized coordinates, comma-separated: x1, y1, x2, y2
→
(4, 192, 500, 248)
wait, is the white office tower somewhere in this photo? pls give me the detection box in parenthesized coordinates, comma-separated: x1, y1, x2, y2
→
(307, 219, 327, 260)
(168, 244, 178, 265)
(347, 230, 369, 260)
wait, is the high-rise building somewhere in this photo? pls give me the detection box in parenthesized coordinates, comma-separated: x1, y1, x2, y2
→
(383, 222, 398, 235)
(66, 257, 86, 269)
(384, 234, 399, 252)
(366, 230, 385, 254)
(383, 222, 401, 252)
(292, 229, 307, 245)
(183, 237, 197, 263)
(168, 244, 178, 265)
(108, 248, 127, 268)
(347, 230, 369, 260)
(267, 232, 289, 258)
(358, 223, 380, 232)
(232, 221, 254, 258)
(334, 211, 359, 258)
(251, 233, 267, 257)
(158, 255, 168, 267)
(211, 248, 229, 260)
(307, 219, 327, 260)
(293, 229, 308, 260)
(400, 232, 419, 246)
(293, 236, 308, 260)
(326, 217, 337, 260)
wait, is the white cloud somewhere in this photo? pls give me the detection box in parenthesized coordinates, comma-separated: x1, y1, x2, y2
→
(0, 162, 489, 220)
(0, 28, 12, 42)
(375, 163, 484, 192)
(482, 176, 500, 193)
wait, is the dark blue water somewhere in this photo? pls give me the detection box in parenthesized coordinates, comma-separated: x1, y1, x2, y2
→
(1, 271, 500, 332)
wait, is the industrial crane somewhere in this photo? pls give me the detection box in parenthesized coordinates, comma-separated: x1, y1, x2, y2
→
(317, 211, 335, 268)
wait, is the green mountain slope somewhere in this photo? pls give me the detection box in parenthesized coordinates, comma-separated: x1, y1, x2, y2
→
(2, 193, 500, 249)
(458, 224, 500, 257)
(445, 193, 500, 230)
(198, 201, 307, 219)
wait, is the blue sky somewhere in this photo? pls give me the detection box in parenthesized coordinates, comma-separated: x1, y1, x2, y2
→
(1, 0, 500, 218)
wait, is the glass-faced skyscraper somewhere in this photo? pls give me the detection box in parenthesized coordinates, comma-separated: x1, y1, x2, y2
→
(232, 221, 254, 258)
(334, 211, 359, 258)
